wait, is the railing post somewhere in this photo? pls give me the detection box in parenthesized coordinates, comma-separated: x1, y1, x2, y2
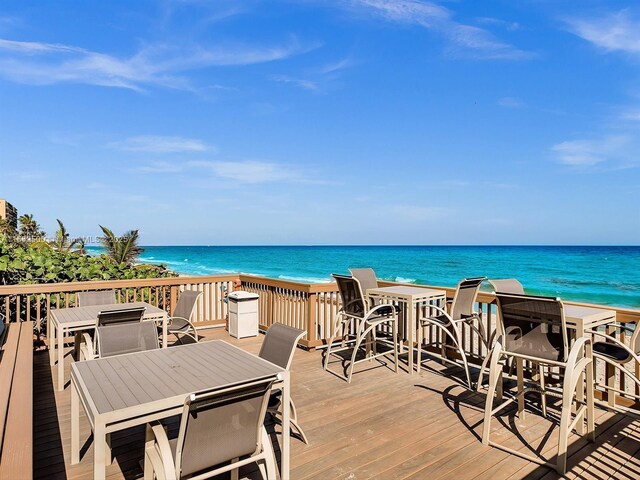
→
(307, 292, 317, 348)
(170, 286, 178, 316)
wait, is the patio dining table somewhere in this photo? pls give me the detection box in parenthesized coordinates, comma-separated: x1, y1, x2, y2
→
(367, 285, 448, 374)
(70, 340, 291, 480)
(48, 301, 168, 391)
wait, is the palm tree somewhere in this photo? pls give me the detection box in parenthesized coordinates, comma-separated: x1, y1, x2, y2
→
(52, 219, 85, 253)
(98, 225, 143, 265)
(18, 213, 45, 241)
(0, 218, 16, 237)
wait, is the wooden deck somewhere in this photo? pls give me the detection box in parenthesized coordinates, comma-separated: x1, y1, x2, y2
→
(34, 329, 640, 480)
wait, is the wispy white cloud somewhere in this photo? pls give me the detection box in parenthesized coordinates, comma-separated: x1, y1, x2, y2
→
(270, 74, 318, 91)
(475, 17, 520, 32)
(0, 37, 318, 91)
(498, 96, 525, 108)
(110, 135, 213, 153)
(340, 0, 532, 60)
(189, 160, 304, 183)
(565, 9, 640, 54)
(135, 161, 185, 173)
(551, 135, 633, 167)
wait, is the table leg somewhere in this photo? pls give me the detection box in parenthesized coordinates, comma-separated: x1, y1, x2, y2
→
(71, 383, 80, 464)
(162, 314, 168, 348)
(94, 422, 107, 480)
(606, 323, 616, 408)
(58, 326, 65, 391)
(49, 318, 55, 366)
(281, 370, 291, 480)
(575, 318, 585, 435)
(408, 300, 415, 375)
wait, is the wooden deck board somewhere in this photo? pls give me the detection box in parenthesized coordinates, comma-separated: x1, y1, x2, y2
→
(33, 329, 640, 480)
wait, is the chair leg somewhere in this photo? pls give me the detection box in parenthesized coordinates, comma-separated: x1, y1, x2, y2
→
(539, 364, 547, 418)
(259, 426, 277, 479)
(557, 390, 573, 474)
(482, 343, 503, 445)
(324, 315, 344, 371)
(290, 399, 309, 444)
(417, 321, 422, 373)
(347, 322, 367, 384)
(516, 358, 525, 420)
(393, 319, 399, 374)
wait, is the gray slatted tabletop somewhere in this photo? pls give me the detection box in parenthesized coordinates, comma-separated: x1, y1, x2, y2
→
(70, 340, 290, 480)
(49, 302, 169, 391)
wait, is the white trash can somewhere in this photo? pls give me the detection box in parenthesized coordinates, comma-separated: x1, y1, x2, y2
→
(228, 291, 260, 339)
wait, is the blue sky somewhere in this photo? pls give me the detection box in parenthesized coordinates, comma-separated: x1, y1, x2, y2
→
(0, 0, 639, 245)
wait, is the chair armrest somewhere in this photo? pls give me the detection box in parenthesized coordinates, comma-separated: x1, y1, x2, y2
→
(365, 303, 397, 320)
(587, 329, 640, 365)
(79, 333, 95, 361)
(145, 421, 175, 479)
(420, 305, 452, 324)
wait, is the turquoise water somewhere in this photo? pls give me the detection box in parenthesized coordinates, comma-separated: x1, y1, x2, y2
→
(87, 246, 640, 308)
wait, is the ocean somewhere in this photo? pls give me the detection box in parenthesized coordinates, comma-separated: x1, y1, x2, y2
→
(87, 246, 640, 308)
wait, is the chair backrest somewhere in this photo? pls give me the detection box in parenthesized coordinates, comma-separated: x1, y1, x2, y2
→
(451, 277, 486, 319)
(259, 323, 305, 370)
(488, 279, 525, 294)
(173, 290, 202, 320)
(95, 307, 158, 358)
(349, 268, 379, 293)
(332, 274, 365, 318)
(78, 290, 117, 307)
(97, 306, 146, 326)
(495, 293, 569, 363)
(175, 379, 273, 478)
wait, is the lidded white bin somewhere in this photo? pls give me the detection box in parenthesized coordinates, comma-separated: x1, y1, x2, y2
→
(228, 291, 260, 339)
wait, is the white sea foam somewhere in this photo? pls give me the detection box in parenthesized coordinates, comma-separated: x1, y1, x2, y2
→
(395, 276, 416, 284)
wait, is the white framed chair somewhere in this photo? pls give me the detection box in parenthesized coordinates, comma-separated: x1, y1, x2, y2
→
(259, 323, 308, 443)
(77, 290, 117, 307)
(143, 379, 277, 480)
(80, 306, 158, 360)
(481, 293, 595, 474)
(324, 274, 399, 383)
(417, 277, 486, 389)
(165, 290, 202, 344)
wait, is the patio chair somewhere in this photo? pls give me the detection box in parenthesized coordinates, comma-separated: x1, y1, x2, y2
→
(416, 277, 487, 389)
(349, 267, 400, 316)
(482, 293, 595, 474)
(259, 323, 308, 443)
(164, 290, 202, 345)
(589, 323, 640, 416)
(77, 290, 117, 307)
(478, 279, 528, 393)
(80, 307, 158, 360)
(324, 274, 399, 383)
(488, 278, 525, 295)
(143, 379, 277, 480)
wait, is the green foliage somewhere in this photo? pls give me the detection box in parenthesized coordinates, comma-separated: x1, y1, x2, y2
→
(0, 233, 175, 286)
(98, 225, 142, 265)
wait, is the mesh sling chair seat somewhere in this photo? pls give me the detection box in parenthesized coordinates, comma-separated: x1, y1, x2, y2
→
(323, 274, 399, 384)
(77, 290, 117, 307)
(259, 323, 308, 444)
(417, 277, 487, 389)
(80, 307, 159, 360)
(163, 290, 202, 345)
(588, 323, 640, 416)
(144, 379, 277, 480)
(481, 293, 595, 474)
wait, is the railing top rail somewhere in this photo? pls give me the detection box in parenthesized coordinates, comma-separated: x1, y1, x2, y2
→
(0, 274, 240, 295)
